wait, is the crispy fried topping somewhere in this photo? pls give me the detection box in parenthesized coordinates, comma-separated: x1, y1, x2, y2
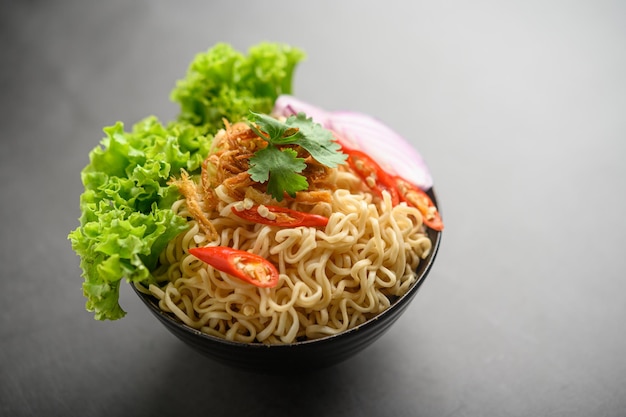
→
(169, 170, 218, 241)
(202, 120, 335, 208)
(177, 119, 336, 227)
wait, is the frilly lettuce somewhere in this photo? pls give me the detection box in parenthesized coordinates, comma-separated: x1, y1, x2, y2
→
(69, 42, 305, 320)
(171, 42, 305, 128)
(68, 118, 209, 320)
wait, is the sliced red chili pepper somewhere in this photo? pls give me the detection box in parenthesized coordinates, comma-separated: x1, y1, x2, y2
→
(231, 204, 329, 228)
(188, 246, 279, 288)
(393, 176, 444, 231)
(345, 149, 400, 205)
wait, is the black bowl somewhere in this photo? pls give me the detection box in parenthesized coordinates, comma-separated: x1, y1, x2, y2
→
(133, 189, 442, 374)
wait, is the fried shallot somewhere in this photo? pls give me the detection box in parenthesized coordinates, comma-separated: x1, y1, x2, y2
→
(169, 169, 218, 241)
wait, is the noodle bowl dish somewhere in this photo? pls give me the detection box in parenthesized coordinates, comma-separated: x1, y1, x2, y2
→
(131, 116, 443, 372)
(68, 43, 443, 373)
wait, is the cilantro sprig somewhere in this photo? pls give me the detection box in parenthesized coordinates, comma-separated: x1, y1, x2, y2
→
(247, 111, 347, 201)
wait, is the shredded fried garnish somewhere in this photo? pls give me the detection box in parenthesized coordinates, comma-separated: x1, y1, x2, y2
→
(169, 169, 218, 241)
(200, 120, 336, 207)
(171, 119, 337, 230)
(294, 190, 332, 204)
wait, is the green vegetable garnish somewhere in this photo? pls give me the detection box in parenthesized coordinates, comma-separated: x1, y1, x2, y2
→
(69, 42, 305, 320)
(68, 118, 208, 320)
(171, 43, 305, 128)
(247, 111, 347, 200)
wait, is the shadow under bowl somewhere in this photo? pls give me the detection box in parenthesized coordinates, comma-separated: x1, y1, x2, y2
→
(132, 189, 443, 374)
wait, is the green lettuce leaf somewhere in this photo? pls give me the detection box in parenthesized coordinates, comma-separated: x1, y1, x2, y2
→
(69, 117, 210, 320)
(171, 42, 305, 129)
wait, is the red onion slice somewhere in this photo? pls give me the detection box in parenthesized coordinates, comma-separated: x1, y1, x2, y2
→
(273, 95, 433, 190)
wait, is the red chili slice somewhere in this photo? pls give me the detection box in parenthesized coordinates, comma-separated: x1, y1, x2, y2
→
(345, 149, 400, 205)
(393, 176, 444, 231)
(188, 246, 279, 288)
(231, 204, 329, 228)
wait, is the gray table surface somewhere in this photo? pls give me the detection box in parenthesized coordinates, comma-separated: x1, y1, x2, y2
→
(2, 1, 625, 416)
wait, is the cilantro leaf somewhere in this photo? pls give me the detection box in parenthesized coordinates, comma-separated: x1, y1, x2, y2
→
(248, 111, 300, 144)
(285, 112, 347, 167)
(246, 111, 347, 200)
(248, 146, 308, 200)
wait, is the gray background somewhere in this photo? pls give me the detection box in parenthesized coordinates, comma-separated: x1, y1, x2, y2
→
(2, 1, 625, 416)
